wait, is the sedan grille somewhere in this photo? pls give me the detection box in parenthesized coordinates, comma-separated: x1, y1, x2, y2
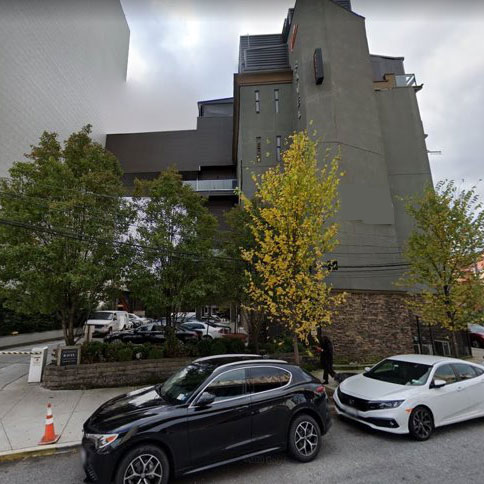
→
(337, 388, 370, 411)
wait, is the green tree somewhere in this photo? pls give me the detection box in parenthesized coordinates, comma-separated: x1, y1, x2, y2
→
(129, 168, 219, 324)
(221, 205, 266, 351)
(241, 132, 345, 364)
(0, 126, 133, 344)
(400, 180, 484, 356)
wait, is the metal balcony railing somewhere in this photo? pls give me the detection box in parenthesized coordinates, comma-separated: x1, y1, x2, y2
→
(395, 74, 417, 87)
(183, 179, 238, 191)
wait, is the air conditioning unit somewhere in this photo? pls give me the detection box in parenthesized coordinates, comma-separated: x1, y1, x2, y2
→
(415, 343, 433, 355)
(434, 340, 451, 356)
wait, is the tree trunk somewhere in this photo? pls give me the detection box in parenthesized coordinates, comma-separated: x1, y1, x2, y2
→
(450, 331, 459, 358)
(293, 333, 300, 366)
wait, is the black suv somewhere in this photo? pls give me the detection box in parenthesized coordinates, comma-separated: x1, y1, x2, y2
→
(82, 355, 331, 483)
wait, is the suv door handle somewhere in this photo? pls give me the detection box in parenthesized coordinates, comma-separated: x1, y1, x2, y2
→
(457, 386, 464, 392)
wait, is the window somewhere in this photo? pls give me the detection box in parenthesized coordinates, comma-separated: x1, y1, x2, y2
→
(365, 359, 432, 386)
(276, 136, 282, 162)
(255, 90, 260, 113)
(433, 364, 458, 385)
(157, 364, 214, 404)
(452, 363, 477, 381)
(248, 367, 291, 393)
(274, 89, 279, 113)
(205, 369, 247, 402)
(256, 137, 261, 162)
(473, 366, 484, 377)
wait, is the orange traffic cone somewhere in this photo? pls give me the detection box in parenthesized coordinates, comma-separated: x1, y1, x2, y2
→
(39, 403, 60, 445)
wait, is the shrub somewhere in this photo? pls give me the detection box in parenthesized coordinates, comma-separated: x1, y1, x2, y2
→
(147, 346, 164, 360)
(117, 346, 133, 362)
(209, 339, 228, 355)
(163, 327, 188, 357)
(197, 338, 213, 356)
(225, 338, 245, 354)
(80, 341, 104, 364)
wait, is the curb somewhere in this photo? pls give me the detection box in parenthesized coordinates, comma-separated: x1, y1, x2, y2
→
(0, 441, 80, 463)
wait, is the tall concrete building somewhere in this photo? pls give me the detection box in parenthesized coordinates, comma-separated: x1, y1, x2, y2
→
(108, 0, 438, 358)
(0, 0, 129, 175)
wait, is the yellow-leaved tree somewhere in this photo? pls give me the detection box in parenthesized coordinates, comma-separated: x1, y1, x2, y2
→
(241, 131, 345, 364)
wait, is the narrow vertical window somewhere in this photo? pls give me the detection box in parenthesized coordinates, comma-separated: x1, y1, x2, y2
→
(256, 137, 261, 162)
(274, 89, 279, 113)
(276, 136, 281, 162)
(255, 90, 260, 113)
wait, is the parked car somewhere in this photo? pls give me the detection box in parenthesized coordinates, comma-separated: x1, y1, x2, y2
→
(179, 321, 224, 339)
(128, 313, 150, 328)
(85, 311, 130, 337)
(468, 324, 484, 348)
(82, 355, 331, 483)
(334, 354, 484, 441)
(104, 323, 198, 345)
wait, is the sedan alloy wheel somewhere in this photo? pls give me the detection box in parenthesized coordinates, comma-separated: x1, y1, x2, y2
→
(409, 406, 434, 441)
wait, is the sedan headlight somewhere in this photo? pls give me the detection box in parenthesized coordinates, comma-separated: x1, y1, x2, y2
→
(84, 433, 119, 449)
(368, 400, 404, 410)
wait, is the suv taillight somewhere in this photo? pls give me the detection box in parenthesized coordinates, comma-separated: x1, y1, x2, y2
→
(315, 385, 326, 394)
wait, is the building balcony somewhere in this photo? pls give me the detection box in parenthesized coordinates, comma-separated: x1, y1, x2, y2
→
(183, 179, 238, 192)
(374, 73, 422, 92)
(395, 74, 417, 87)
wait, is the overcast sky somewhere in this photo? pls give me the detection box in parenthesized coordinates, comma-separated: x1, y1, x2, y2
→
(116, 0, 484, 199)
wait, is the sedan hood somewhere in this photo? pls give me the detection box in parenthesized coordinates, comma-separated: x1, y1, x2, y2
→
(340, 374, 420, 400)
(85, 386, 170, 433)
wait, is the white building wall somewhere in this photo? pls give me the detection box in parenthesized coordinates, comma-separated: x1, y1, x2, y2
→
(0, 0, 130, 175)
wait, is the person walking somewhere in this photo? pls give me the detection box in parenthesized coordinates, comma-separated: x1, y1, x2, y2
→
(320, 334, 336, 384)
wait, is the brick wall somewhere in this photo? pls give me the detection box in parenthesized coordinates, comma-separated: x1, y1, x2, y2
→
(43, 357, 192, 390)
(323, 291, 415, 362)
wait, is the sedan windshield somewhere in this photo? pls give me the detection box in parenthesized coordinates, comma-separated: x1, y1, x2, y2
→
(365, 359, 432, 386)
(156, 364, 213, 404)
(470, 325, 484, 333)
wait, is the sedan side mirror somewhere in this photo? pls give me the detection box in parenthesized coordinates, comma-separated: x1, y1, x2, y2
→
(364, 367, 371, 372)
(195, 392, 215, 408)
(431, 378, 446, 389)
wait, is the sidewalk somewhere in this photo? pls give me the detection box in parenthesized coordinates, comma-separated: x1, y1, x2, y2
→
(0, 372, 135, 459)
(0, 330, 64, 350)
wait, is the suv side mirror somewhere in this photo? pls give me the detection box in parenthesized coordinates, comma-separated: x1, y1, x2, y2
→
(431, 378, 446, 389)
(195, 392, 215, 408)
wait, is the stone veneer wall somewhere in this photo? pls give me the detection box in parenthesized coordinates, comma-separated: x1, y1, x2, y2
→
(43, 357, 192, 390)
(323, 291, 415, 362)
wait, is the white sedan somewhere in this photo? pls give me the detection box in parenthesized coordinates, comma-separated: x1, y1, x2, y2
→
(179, 321, 224, 339)
(334, 354, 484, 440)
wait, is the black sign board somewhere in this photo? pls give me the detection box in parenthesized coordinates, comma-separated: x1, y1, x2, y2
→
(57, 346, 81, 366)
(313, 48, 324, 85)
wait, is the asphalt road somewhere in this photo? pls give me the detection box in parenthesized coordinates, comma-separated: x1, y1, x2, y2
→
(1, 414, 483, 484)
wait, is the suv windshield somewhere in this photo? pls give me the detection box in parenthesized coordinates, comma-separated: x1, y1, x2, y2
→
(90, 312, 113, 320)
(156, 364, 214, 404)
(365, 359, 432, 386)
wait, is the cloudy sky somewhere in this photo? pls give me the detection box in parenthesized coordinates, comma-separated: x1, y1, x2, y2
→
(116, 0, 484, 198)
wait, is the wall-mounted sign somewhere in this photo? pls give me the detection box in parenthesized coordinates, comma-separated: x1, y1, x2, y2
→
(57, 345, 81, 366)
(313, 48, 324, 85)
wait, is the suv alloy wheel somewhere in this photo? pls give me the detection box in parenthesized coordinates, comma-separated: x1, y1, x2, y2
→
(288, 414, 321, 462)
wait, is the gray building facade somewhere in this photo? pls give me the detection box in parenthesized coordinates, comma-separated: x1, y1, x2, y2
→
(108, 0, 434, 358)
(0, 0, 130, 175)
